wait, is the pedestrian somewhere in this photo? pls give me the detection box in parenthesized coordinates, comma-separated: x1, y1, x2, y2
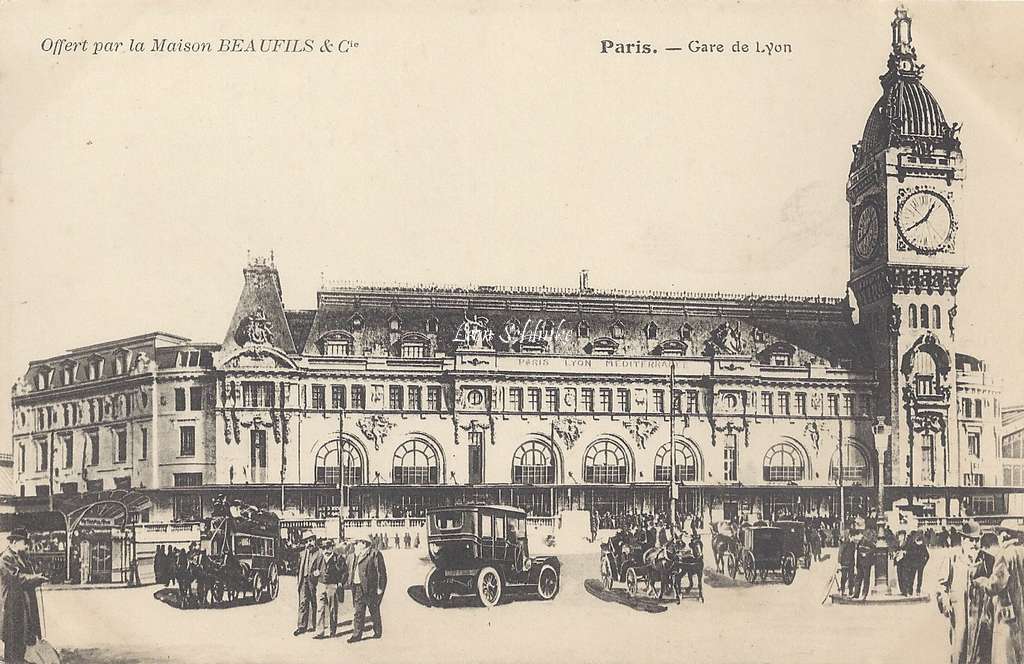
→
(854, 530, 875, 599)
(347, 538, 388, 643)
(907, 531, 931, 596)
(404, 532, 411, 549)
(0, 528, 47, 664)
(414, 533, 421, 548)
(974, 520, 1024, 664)
(895, 531, 912, 595)
(313, 539, 347, 639)
(839, 530, 857, 596)
(294, 531, 322, 636)
(393, 533, 400, 550)
(937, 520, 986, 664)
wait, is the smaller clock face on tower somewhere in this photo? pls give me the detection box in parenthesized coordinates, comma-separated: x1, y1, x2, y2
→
(854, 205, 881, 262)
(896, 190, 954, 254)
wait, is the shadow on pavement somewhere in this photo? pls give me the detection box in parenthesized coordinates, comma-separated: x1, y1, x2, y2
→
(582, 579, 668, 613)
(152, 588, 260, 610)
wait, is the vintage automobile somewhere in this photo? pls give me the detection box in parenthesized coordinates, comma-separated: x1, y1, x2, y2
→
(775, 519, 812, 569)
(737, 525, 797, 585)
(423, 505, 560, 607)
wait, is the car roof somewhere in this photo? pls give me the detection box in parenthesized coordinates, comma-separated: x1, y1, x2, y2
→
(426, 504, 527, 517)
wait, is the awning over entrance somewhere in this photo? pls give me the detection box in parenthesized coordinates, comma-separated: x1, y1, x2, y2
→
(53, 489, 153, 529)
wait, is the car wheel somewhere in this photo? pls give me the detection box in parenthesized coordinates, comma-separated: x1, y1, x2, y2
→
(425, 566, 450, 606)
(476, 567, 502, 608)
(537, 564, 559, 600)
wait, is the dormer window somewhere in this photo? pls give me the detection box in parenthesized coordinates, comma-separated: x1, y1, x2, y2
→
(757, 342, 797, 367)
(175, 351, 201, 367)
(651, 340, 687, 357)
(319, 331, 354, 357)
(398, 333, 430, 359)
(35, 368, 51, 391)
(113, 350, 130, 376)
(61, 363, 75, 386)
(425, 317, 439, 334)
(577, 320, 590, 339)
(610, 321, 626, 340)
(643, 322, 658, 341)
(348, 313, 364, 331)
(389, 316, 402, 333)
(587, 337, 618, 356)
(521, 338, 548, 354)
(86, 357, 103, 381)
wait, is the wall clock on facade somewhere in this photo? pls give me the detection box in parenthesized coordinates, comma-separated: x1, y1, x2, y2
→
(896, 190, 954, 253)
(854, 205, 881, 261)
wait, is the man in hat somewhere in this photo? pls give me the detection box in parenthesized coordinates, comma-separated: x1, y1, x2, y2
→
(975, 520, 1024, 664)
(347, 538, 387, 643)
(294, 531, 322, 636)
(906, 530, 931, 596)
(0, 529, 47, 664)
(938, 519, 985, 664)
(313, 539, 347, 639)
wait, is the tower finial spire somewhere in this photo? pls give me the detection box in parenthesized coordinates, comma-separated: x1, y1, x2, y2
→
(887, 6, 922, 78)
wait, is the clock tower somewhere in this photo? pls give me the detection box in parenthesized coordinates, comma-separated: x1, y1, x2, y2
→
(847, 9, 966, 504)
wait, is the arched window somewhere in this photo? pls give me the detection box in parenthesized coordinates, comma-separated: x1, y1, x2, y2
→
(829, 442, 871, 484)
(577, 320, 590, 339)
(583, 440, 628, 484)
(933, 305, 941, 329)
(763, 442, 805, 482)
(389, 316, 401, 332)
(610, 321, 626, 340)
(512, 440, 555, 484)
(654, 441, 698, 482)
(644, 322, 659, 341)
(909, 304, 918, 328)
(913, 351, 938, 397)
(314, 440, 363, 485)
(921, 304, 930, 329)
(393, 439, 440, 484)
(425, 317, 439, 334)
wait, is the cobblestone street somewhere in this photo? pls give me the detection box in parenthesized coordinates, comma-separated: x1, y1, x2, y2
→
(45, 546, 951, 664)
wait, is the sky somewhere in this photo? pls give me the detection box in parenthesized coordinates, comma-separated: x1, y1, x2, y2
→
(2, 1, 1023, 448)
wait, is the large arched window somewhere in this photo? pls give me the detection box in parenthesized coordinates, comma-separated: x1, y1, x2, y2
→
(393, 439, 440, 484)
(583, 439, 628, 484)
(913, 351, 938, 397)
(318, 331, 354, 357)
(314, 440, 363, 485)
(909, 304, 918, 329)
(763, 442, 806, 482)
(654, 440, 698, 482)
(512, 440, 555, 485)
(829, 442, 872, 485)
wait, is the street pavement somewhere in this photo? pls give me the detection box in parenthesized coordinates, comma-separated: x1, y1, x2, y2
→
(46, 546, 952, 664)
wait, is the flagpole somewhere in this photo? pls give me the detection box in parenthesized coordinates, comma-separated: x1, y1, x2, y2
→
(670, 363, 677, 527)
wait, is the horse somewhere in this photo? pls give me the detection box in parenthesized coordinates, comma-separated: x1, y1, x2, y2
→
(189, 550, 218, 607)
(668, 535, 705, 603)
(711, 531, 739, 576)
(174, 549, 197, 609)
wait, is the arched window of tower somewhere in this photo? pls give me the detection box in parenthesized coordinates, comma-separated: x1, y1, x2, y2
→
(933, 305, 942, 329)
(909, 304, 918, 328)
(921, 304, 930, 329)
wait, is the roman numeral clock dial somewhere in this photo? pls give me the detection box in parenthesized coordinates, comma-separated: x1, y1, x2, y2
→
(896, 190, 954, 254)
(854, 205, 881, 262)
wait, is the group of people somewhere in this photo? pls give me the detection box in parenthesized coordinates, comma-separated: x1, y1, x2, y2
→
(294, 531, 388, 642)
(152, 543, 195, 587)
(606, 511, 703, 562)
(938, 519, 1024, 664)
(366, 531, 419, 551)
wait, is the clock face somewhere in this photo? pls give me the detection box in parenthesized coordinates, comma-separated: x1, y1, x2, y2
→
(854, 205, 881, 261)
(896, 190, 954, 253)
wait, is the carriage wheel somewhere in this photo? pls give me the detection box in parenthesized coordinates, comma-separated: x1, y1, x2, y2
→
(625, 566, 639, 597)
(476, 567, 503, 608)
(537, 564, 559, 600)
(781, 553, 797, 585)
(742, 552, 757, 583)
(227, 586, 238, 603)
(267, 563, 280, 600)
(251, 572, 265, 602)
(600, 556, 613, 591)
(424, 567, 450, 606)
(724, 552, 738, 580)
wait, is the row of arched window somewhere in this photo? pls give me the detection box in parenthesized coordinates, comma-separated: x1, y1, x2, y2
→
(311, 438, 872, 486)
(909, 304, 942, 330)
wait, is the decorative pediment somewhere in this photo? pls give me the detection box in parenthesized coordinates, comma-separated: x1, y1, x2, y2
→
(586, 337, 618, 356)
(221, 346, 297, 370)
(651, 339, 688, 357)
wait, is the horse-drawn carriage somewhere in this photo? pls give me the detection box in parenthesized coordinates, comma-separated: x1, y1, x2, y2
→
(775, 519, 812, 569)
(737, 525, 797, 585)
(175, 511, 282, 608)
(600, 531, 704, 603)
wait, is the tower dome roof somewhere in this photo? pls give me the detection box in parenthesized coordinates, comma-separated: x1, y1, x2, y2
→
(852, 8, 960, 170)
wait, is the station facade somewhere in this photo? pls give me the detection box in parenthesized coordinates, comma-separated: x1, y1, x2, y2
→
(9, 10, 1010, 526)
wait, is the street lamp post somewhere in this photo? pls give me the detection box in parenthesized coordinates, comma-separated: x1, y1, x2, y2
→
(872, 417, 891, 515)
(669, 363, 677, 527)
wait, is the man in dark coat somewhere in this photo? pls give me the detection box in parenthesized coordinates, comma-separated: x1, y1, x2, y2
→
(839, 531, 858, 596)
(0, 529, 47, 663)
(347, 539, 388, 643)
